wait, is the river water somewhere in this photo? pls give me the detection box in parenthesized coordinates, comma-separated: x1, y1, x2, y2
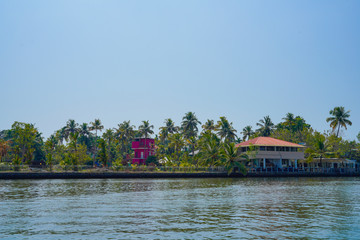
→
(0, 178, 359, 239)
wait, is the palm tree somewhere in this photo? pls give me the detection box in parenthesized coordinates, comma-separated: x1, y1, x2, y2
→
(90, 119, 104, 138)
(115, 121, 136, 157)
(202, 119, 216, 134)
(68, 131, 79, 171)
(78, 123, 92, 151)
(326, 106, 352, 137)
(256, 116, 274, 137)
(138, 120, 154, 139)
(282, 113, 295, 130)
(159, 118, 179, 143)
(283, 112, 295, 123)
(79, 123, 90, 138)
(63, 119, 79, 141)
(198, 133, 222, 167)
(305, 132, 332, 167)
(90, 119, 104, 166)
(56, 127, 67, 145)
(220, 142, 248, 175)
(168, 133, 185, 163)
(215, 117, 237, 142)
(102, 129, 114, 166)
(241, 125, 254, 141)
(138, 120, 154, 155)
(181, 112, 201, 139)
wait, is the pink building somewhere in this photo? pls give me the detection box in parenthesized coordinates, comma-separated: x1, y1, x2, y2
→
(132, 138, 155, 165)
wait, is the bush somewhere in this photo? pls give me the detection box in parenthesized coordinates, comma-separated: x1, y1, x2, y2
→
(146, 155, 158, 165)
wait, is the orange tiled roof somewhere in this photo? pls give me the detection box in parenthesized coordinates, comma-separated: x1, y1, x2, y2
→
(236, 137, 304, 148)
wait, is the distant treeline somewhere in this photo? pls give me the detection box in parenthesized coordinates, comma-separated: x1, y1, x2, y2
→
(0, 106, 359, 173)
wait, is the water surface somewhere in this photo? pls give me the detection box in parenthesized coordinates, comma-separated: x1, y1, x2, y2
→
(0, 178, 359, 239)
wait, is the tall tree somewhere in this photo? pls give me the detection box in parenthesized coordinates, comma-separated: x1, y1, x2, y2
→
(202, 119, 216, 134)
(305, 132, 332, 167)
(220, 142, 248, 175)
(90, 119, 104, 166)
(102, 129, 114, 165)
(115, 121, 136, 158)
(181, 112, 201, 139)
(97, 139, 108, 167)
(256, 116, 274, 137)
(326, 106, 352, 137)
(198, 133, 222, 167)
(282, 113, 295, 129)
(0, 139, 10, 162)
(138, 120, 154, 156)
(44, 135, 57, 171)
(10, 122, 40, 164)
(241, 126, 254, 141)
(78, 123, 93, 151)
(167, 133, 185, 163)
(159, 118, 179, 143)
(215, 117, 237, 142)
(138, 120, 154, 139)
(64, 119, 79, 141)
(56, 127, 67, 145)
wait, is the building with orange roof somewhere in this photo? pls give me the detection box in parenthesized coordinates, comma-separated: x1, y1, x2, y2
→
(236, 137, 305, 170)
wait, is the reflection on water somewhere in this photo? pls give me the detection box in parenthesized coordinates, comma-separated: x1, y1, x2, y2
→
(0, 178, 360, 239)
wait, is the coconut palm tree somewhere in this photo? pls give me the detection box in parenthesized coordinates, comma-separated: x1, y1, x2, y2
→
(181, 112, 201, 139)
(102, 129, 114, 165)
(78, 123, 92, 151)
(326, 106, 352, 137)
(68, 131, 79, 171)
(241, 125, 254, 141)
(220, 142, 248, 175)
(138, 120, 154, 156)
(198, 133, 222, 167)
(305, 132, 333, 167)
(90, 119, 104, 138)
(168, 133, 185, 163)
(256, 116, 274, 137)
(159, 118, 179, 143)
(79, 123, 90, 138)
(44, 135, 57, 171)
(63, 119, 79, 141)
(138, 120, 154, 139)
(283, 112, 295, 123)
(202, 119, 216, 134)
(115, 121, 136, 157)
(215, 117, 237, 142)
(90, 119, 104, 166)
(56, 127, 67, 145)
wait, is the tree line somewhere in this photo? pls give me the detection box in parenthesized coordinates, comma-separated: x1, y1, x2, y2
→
(0, 106, 359, 172)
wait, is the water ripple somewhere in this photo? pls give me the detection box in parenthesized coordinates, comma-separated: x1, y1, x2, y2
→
(0, 178, 360, 239)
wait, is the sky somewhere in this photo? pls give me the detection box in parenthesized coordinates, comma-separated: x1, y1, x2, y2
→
(1, 0, 359, 140)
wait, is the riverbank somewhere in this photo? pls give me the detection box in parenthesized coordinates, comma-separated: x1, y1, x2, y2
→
(1, 171, 359, 179)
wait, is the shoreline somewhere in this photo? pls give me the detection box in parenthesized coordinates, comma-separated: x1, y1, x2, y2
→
(0, 172, 359, 179)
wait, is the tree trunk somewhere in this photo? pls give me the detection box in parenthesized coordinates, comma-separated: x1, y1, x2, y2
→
(93, 129, 97, 167)
(336, 125, 340, 137)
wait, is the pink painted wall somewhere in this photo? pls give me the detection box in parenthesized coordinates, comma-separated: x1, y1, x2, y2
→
(132, 138, 155, 165)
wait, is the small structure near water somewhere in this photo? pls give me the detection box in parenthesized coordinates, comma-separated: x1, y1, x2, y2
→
(237, 137, 305, 169)
(132, 138, 155, 165)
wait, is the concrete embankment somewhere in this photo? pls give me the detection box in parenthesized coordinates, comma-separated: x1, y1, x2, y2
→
(0, 172, 359, 179)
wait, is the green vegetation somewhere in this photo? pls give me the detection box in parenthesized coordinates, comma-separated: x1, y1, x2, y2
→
(326, 106, 352, 137)
(0, 107, 359, 173)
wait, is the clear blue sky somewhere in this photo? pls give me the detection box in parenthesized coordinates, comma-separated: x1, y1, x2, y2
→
(1, 0, 359, 140)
